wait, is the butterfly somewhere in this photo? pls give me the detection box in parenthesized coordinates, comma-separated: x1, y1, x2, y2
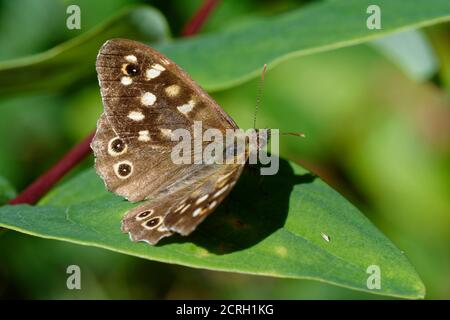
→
(91, 39, 266, 245)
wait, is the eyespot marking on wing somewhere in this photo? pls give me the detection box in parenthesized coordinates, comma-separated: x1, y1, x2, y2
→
(142, 217, 163, 230)
(136, 210, 154, 221)
(107, 138, 127, 156)
(114, 161, 133, 179)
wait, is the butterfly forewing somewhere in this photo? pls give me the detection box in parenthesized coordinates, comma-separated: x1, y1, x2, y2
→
(96, 39, 237, 137)
(92, 39, 247, 244)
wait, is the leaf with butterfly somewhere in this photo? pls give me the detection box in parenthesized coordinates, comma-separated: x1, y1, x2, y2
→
(0, 1, 436, 299)
(0, 159, 425, 299)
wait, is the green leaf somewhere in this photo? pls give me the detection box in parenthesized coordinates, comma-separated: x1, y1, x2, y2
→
(157, 0, 450, 91)
(0, 0, 450, 95)
(0, 5, 169, 96)
(0, 160, 425, 299)
(1, 1, 449, 95)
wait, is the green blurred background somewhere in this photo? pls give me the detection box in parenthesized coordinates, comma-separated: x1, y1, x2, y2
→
(0, 0, 448, 299)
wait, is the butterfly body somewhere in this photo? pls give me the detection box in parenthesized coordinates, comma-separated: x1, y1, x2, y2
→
(92, 39, 263, 244)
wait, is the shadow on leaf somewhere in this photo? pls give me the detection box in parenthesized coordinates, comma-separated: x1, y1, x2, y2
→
(159, 159, 315, 254)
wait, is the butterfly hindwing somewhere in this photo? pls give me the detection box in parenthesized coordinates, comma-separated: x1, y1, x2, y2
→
(121, 163, 244, 244)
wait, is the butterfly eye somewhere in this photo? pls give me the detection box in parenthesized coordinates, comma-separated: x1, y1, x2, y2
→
(125, 63, 140, 76)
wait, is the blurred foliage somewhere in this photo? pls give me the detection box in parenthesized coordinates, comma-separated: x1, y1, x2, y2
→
(3, 0, 449, 95)
(0, 177, 15, 205)
(0, 6, 169, 95)
(0, 0, 449, 299)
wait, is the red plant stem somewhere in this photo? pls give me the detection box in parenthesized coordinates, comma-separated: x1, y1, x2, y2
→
(8, 0, 220, 206)
(181, 0, 220, 36)
(8, 132, 95, 205)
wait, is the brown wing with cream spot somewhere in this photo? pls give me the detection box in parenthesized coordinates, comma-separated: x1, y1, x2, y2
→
(91, 113, 193, 202)
(96, 38, 237, 142)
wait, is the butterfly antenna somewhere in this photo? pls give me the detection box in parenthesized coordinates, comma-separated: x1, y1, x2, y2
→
(253, 64, 267, 128)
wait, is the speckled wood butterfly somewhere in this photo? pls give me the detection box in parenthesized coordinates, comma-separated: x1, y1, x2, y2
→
(91, 39, 265, 245)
